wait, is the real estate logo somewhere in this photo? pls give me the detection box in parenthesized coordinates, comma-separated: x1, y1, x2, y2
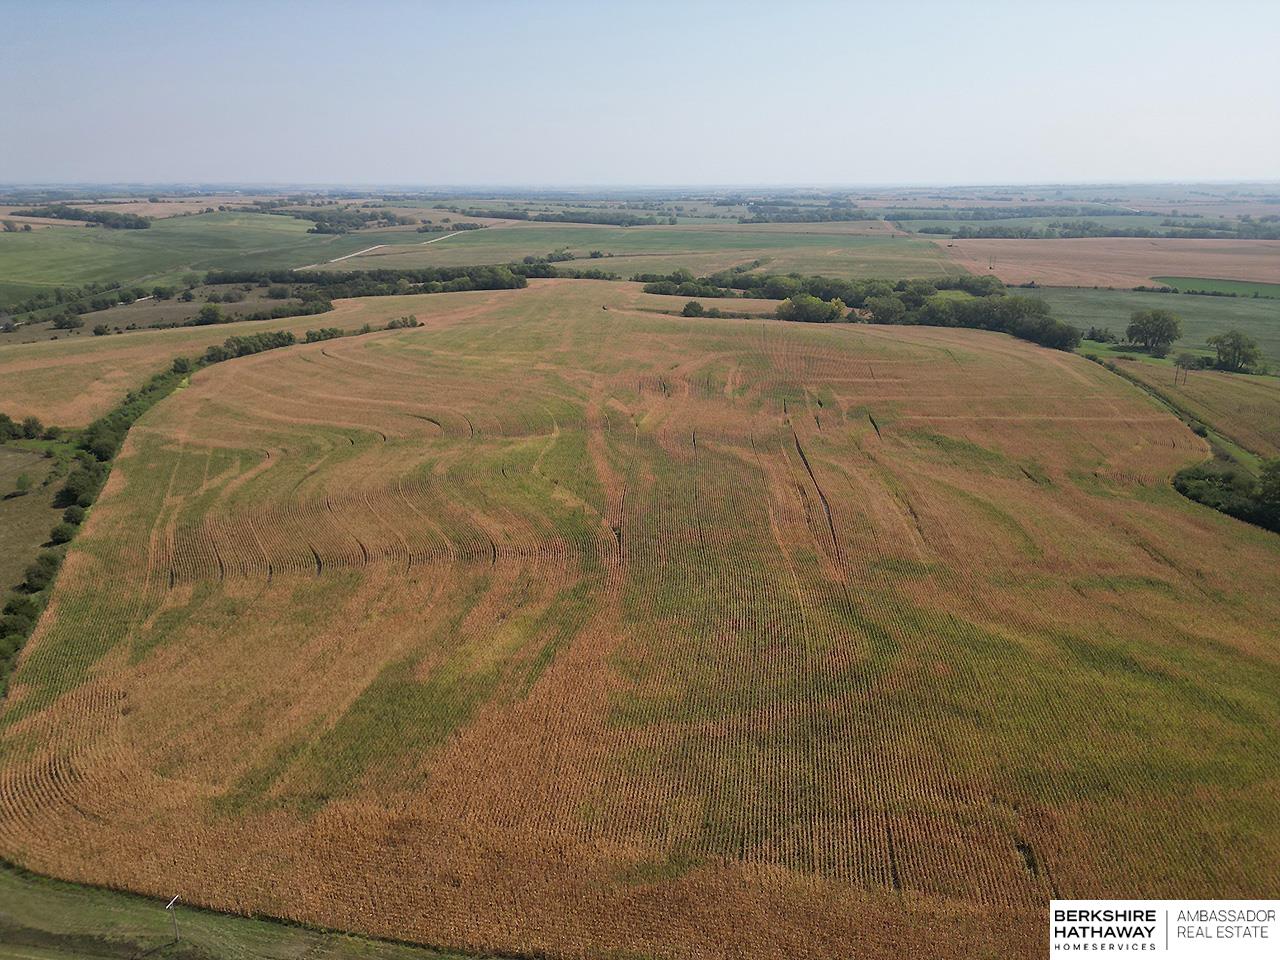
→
(1050, 901, 1278, 957)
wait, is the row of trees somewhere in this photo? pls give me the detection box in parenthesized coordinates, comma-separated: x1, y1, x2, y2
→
(11, 204, 151, 228)
(2, 280, 135, 319)
(641, 269, 1005, 305)
(205, 264, 537, 298)
(0, 413, 50, 442)
(652, 268, 1079, 350)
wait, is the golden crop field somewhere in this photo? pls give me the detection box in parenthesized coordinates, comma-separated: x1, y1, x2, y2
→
(0, 288, 535, 427)
(2, 279, 1278, 960)
(1116, 359, 1280, 459)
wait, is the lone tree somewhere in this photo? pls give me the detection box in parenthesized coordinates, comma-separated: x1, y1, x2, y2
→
(1206, 330, 1261, 373)
(1126, 309, 1182, 356)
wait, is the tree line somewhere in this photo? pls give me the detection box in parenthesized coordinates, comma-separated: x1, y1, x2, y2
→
(11, 204, 151, 229)
(206, 263, 537, 298)
(650, 269, 1079, 350)
(641, 269, 1005, 302)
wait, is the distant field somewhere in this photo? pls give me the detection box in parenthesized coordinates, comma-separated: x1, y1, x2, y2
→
(941, 237, 1280, 287)
(3, 279, 1277, 960)
(0, 212, 426, 305)
(1115, 359, 1280, 460)
(315, 221, 962, 279)
(70, 196, 269, 218)
(1154, 276, 1280, 298)
(1034, 287, 1280, 364)
(899, 214, 1166, 233)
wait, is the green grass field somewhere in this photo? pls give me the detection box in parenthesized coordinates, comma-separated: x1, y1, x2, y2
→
(1153, 277, 1280, 298)
(314, 222, 963, 279)
(0, 863, 472, 960)
(0, 213, 426, 306)
(1033, 287, 1280, 363)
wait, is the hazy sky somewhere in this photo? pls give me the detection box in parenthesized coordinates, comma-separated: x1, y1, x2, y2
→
(5, 0, 1278, 186)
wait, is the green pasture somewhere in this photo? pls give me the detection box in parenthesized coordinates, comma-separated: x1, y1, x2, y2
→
(1035, 287, 1280, 363)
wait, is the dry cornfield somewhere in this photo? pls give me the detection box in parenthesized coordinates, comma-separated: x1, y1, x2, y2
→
(2, 279, 1278, 959)
(1115, 359, 1280, 459)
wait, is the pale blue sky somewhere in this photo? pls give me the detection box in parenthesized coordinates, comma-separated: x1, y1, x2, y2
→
(3, 0, 1277, 186)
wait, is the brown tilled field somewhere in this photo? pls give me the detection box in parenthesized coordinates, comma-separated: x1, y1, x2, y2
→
(941, 236, 1280, 287)
(1, 280, 1278, 960)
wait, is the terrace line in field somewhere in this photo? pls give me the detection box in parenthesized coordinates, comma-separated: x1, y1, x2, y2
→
(1, 279, 1277, 960)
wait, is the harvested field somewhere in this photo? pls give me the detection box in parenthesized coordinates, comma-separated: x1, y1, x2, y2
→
(941, 237, 1280, 287)
(1116, 359, 1280, 459)
(1, 280, 1278, 960)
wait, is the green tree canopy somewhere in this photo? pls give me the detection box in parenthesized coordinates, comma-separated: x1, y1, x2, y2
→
(865, 295, 908, 324)
(1206, 330, 1261, 373)
(776, 294, 847, 324)
(1126, 309, 1182, 354)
